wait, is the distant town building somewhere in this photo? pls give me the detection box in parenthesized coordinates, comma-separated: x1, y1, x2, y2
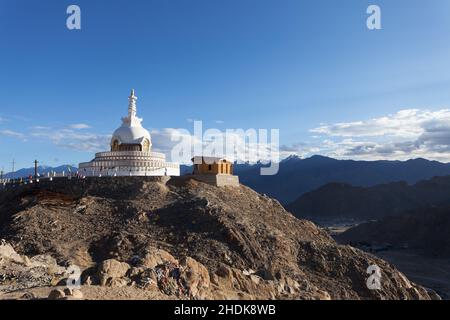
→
(78, 90, 180, 177)
(190, 156, 239, 187)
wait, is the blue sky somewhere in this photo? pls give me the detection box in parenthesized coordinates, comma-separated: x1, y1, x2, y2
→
(2, 0, 450, 170)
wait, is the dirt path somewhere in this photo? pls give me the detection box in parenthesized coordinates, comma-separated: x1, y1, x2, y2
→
(0, 285, 175, 300)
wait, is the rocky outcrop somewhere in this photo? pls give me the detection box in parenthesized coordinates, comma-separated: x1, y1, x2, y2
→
(141, 247, 178, 269)
(0, 177, 436, 300)
(97, 259, 131, 286)
(0, 240, 67, 295)
(0, 240, 25, 265)
(84, 255, 339, 300)
(48, 288, 84, 300)
(179, 256, 210, 298)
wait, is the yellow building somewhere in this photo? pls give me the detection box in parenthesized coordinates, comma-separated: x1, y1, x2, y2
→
(192, 157, 233, 175)
(189, 156, 239, 187)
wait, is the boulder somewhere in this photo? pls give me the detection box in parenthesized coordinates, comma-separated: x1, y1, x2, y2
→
(127, 267, 144, 277)
(63, 288, 73, 296)
(97, 259, 130, 286)
(60, 288, 84, 299)
(106, 277, 130, 288)
(0, 242, 25, 265)
(279, 277, 300, 294)
(29, 255, 66, 274)
(71, 289, 84, 299)
(179, 256, 210, 298)
(140, 247, 178, 269)
(314, 289, 331, 300)
(250, 274, 263, 285)
(20, 292, 37, 300)
(48, 289, 66, 300)
(159, 277, 180, 296)
(211, 266, 282, 300)
(213, 264, 234, 290)
(135, 269, 158, 289)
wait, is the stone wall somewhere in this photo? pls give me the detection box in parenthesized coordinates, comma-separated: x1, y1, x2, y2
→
(183, 174, 239, 187)
(0, 176, 171, 198)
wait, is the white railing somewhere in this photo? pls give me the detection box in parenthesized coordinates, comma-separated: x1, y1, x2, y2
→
(1, 171, 72, 183)
(79, 162, 178, 169)
(94, 151, 166, 160)
(0, 168, 181, 188)
(1, 172, 75, 187)
(78, 165, 180, 177)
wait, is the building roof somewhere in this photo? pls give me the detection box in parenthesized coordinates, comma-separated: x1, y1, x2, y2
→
(192, 156, 232, 164)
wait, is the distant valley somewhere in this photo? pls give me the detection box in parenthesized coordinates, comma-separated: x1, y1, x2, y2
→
(335, 205, 450, 299)
(287, 175, 450, 220)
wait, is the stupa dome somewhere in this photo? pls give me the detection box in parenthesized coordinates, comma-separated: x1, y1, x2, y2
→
(78, 89, 179, 177)
(111, 125, 151, 145)
(110, 89, 152, 152)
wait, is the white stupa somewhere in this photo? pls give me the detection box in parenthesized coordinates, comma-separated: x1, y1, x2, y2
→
(78, 90, 180, 177)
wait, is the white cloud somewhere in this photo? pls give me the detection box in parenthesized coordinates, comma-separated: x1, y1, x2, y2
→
(280, 143, 321, 159)
(69, 123, 91, 130)
(31, 127, 110, 152)
(310, 109, 450, 139)
(29, 126, 51, 130)
(305, 108, 450, 162)
(12, 107, 450, 163)
(150, 127, 280, 164)
(0, 129, 25, 139)
(150, 128, 199, 158)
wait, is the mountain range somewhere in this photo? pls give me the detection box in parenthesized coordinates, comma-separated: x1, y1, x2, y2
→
(287, 176, 450, 220)
(2, 165, 78, 179)
(235, 155, 450, 204)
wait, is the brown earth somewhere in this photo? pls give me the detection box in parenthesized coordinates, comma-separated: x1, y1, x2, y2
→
(0, 177, 437, 300)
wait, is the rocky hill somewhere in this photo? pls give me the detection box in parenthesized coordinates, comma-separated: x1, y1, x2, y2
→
(0, 177, 436, 300)
(287, 176, 450, 220)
